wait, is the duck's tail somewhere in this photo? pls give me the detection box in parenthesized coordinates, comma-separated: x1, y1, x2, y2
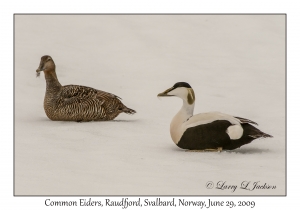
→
(122, 106, 136, 115)
(243, 124, 273, 139)
(248, 132, 273, 139)
(234, 116, 273, 139)
(224, 123, 272, 150)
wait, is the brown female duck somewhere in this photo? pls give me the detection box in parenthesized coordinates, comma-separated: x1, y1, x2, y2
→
(36, 55, 136, 121)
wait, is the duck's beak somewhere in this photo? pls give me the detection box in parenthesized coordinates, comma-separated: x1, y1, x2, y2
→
(36, 68, 43, 77)
(36, 62, 45, 77)
(157, 87, 175, 97)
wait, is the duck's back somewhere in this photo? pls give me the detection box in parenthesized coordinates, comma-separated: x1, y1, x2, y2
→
(44, 84, 126, 121)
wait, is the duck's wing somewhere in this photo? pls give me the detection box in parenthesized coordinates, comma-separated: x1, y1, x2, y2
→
(179, 120, 272, 150)
(178, 120, 232, 150)
(57, 85, 126, 121)
(59, 85, 119, 104)
(179, 113, 270, 150)
(177, 112, 240, 150)
(60, 85, 98, 103)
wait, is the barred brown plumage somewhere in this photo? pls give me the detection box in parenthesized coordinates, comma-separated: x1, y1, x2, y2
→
(36, 55, 136, 121)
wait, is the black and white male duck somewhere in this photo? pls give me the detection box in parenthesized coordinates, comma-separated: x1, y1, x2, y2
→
(157, 82, 272, 151)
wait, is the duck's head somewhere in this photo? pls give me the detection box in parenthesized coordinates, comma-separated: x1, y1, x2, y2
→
(157, 82, 195, 105)
(36, 55, 55, 77)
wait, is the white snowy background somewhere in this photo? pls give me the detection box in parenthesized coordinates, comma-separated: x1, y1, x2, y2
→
(14, 15, 285, 196)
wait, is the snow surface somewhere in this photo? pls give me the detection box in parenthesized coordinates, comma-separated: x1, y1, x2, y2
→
(15, 15, 285, 195)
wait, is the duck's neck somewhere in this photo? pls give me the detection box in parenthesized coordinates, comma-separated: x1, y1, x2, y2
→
(44, 70, 62, 92)
(170, 99, 195, 144)
(175, 100, 195, 122)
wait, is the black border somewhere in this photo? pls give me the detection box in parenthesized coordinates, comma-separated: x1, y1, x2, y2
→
(13, 13, 287, 197)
